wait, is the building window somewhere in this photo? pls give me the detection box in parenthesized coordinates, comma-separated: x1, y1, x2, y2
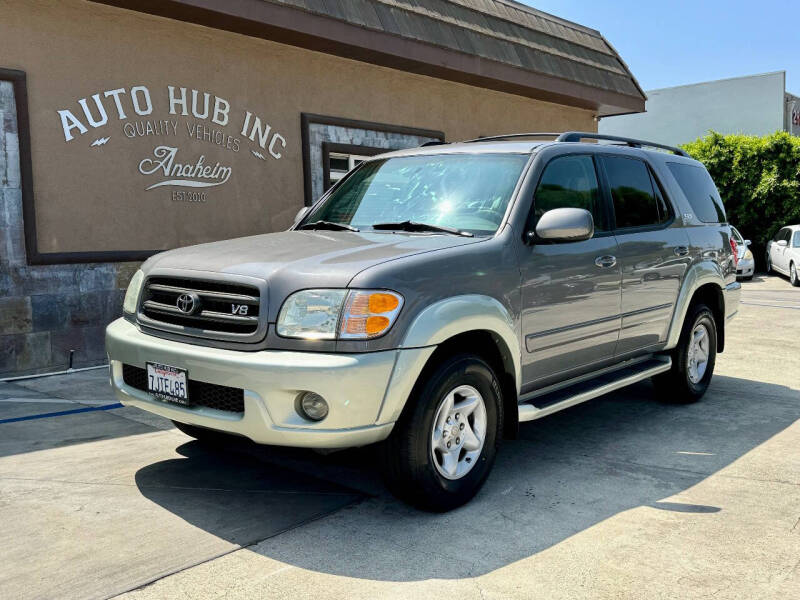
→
(322, 143, 387, 192)
(302, 114, 444, 206)
(327, 151, 371, 186)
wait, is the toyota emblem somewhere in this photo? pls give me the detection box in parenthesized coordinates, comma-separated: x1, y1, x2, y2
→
(176, 293, 199, 315)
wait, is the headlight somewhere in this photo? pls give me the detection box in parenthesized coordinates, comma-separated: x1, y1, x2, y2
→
(277, 289, 403, 340)
(744, 249, 753, 261)
(277, 289, 347, 340)
(122, 270, 145, 314)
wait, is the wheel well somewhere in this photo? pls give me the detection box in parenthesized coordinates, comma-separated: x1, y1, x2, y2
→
(689, 283, 725, 353)
(412, 330, 519, 440)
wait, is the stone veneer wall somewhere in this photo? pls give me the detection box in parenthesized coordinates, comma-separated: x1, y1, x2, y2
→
(307, 123, 439, 203)
(0, 80, 138, 377)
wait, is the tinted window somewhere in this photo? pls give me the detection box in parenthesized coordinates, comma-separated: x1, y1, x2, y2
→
(603, 156, 670, 229)
(730, 226, 744, 245)
(533, 155, 605, 231)
(307, 153, 529, 235)
(781, 229, 792, 242)
(667, 162, 727, 223)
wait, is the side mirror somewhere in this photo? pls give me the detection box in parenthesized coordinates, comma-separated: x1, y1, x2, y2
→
(293, 206, 311, 226)
(743, 239, 751, 246)
(777, 239, 788, 247)
(530, 208, 594, 243)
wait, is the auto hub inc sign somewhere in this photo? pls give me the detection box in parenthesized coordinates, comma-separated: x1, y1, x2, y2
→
(56, 84, 287, 201)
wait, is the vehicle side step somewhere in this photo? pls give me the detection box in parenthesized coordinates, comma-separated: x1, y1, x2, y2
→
(518, 356, 672, 422)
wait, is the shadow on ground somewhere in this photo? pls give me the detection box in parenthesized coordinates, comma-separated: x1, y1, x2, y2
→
(135, 374, 800, 581)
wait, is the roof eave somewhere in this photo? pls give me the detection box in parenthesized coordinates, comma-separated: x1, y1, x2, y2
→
(91, 0, 645, 116)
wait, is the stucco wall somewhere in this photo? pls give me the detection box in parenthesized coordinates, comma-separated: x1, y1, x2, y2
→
(599, 72, 787, 147)
(0, 0, 595, 257)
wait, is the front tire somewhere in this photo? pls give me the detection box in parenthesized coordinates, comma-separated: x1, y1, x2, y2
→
(653, 304, 717, 404)
(791, 262, 799, 287)
(381, 354, 502, 511)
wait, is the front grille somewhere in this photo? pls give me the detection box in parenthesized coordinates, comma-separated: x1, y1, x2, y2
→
(122, 364, 245, 413)
(139, 276, 261, 337)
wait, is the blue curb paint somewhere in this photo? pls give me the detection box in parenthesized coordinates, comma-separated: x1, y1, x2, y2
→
(0, 403, 123, 424)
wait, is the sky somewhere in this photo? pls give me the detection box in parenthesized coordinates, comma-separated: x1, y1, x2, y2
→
(521, 0, 799, 93)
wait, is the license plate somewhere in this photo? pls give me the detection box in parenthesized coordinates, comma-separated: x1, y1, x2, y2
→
(146, 362, 189, 405)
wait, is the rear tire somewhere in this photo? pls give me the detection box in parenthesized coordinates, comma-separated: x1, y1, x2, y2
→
(172, 420, 239, 445)
(791, 263, 799, 287)
(381, 354, 502, 512)
(653, 303, 717, 404)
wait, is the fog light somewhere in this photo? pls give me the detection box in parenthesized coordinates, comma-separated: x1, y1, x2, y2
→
(297, 392, 329, 421)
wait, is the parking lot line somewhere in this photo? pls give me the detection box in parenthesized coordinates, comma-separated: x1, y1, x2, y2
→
(0, 402, 122, 424)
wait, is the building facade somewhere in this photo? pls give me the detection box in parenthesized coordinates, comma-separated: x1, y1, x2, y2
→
(0, 0, 644, 377)
(599, 71, 798, 147)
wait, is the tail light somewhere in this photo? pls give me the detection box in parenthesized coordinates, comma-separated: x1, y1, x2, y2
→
(729, 236, 738, 268)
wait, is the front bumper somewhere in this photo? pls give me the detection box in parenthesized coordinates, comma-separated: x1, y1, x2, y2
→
(106, 318, 434, 448)
(737, 258, 755, 278)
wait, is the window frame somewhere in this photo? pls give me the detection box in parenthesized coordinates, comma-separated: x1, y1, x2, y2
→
(597, 154, 676, 234)
(525, 152, 614, 241)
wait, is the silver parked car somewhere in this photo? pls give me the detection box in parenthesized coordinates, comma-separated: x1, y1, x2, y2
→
(106, 132, 740, 510)
(766, 224, 800, 286)
(730, 226, 754, 280)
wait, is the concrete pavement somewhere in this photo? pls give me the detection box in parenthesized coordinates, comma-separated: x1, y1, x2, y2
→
(1, 274, 798, 599)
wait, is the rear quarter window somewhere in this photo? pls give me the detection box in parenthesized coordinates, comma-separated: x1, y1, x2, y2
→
(667, 162, 727, 223)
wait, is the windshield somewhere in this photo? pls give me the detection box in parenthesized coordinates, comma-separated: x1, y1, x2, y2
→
(304, 153, 529, 235)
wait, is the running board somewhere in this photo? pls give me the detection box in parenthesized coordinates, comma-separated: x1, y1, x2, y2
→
(518, 356, 672, 422)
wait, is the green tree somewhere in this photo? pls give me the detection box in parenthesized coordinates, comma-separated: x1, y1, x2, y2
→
(682, 131, 800, 267)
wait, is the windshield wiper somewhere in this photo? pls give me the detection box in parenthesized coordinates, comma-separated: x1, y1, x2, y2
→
(298, 220, 360, 232)
(371, 220, 473, 237)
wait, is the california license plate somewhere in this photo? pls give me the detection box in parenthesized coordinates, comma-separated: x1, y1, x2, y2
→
(146, 362, 189, 405)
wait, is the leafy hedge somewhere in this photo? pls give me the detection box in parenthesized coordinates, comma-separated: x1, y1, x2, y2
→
(682, 131, 800, 267)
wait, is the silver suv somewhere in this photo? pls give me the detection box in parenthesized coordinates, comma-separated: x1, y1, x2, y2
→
(106, 132, 741, 511)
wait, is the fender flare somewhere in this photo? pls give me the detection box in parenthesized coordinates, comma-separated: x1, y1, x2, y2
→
(400, 294, 521, 393)
(665, 261, 725, 350)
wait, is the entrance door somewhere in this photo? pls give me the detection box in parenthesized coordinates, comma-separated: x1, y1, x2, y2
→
(519, 154, 621, 389)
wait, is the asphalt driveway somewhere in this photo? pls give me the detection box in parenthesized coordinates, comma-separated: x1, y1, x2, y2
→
(1, 275, 798, 599)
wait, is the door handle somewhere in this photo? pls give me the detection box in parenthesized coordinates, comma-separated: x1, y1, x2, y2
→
(674, 246, 690, 257)
(594, 255, 617, 268)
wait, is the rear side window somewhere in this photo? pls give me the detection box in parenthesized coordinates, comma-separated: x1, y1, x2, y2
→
(667, 162, 727, 223)
(794, 231, 800, 247)
(602, 156, 671, 229)
(533, 155, 606, 231)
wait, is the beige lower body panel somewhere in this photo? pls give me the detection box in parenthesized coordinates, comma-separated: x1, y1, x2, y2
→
(106, 318, 432, 448)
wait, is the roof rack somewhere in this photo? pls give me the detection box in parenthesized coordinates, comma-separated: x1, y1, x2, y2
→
(556, 132, 689, 156)
(462, 131, 689, 157)
(463, 133, 561, 143)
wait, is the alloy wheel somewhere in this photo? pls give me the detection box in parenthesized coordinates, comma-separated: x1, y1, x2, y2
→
(687, 323, 710, 384)
(430, 385, 487, 480)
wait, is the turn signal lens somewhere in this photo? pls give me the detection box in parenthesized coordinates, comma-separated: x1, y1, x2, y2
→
(366, 316, 390, 334)
(339, 290, 403, 339)
(369, 293, 400, 314)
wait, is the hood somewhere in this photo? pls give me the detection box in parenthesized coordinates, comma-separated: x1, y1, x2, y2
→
(144, 230, 483, 318)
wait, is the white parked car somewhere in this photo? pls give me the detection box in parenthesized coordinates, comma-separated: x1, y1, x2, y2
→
(730, 226, 754, 280)
(766, 224, 800, 286)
